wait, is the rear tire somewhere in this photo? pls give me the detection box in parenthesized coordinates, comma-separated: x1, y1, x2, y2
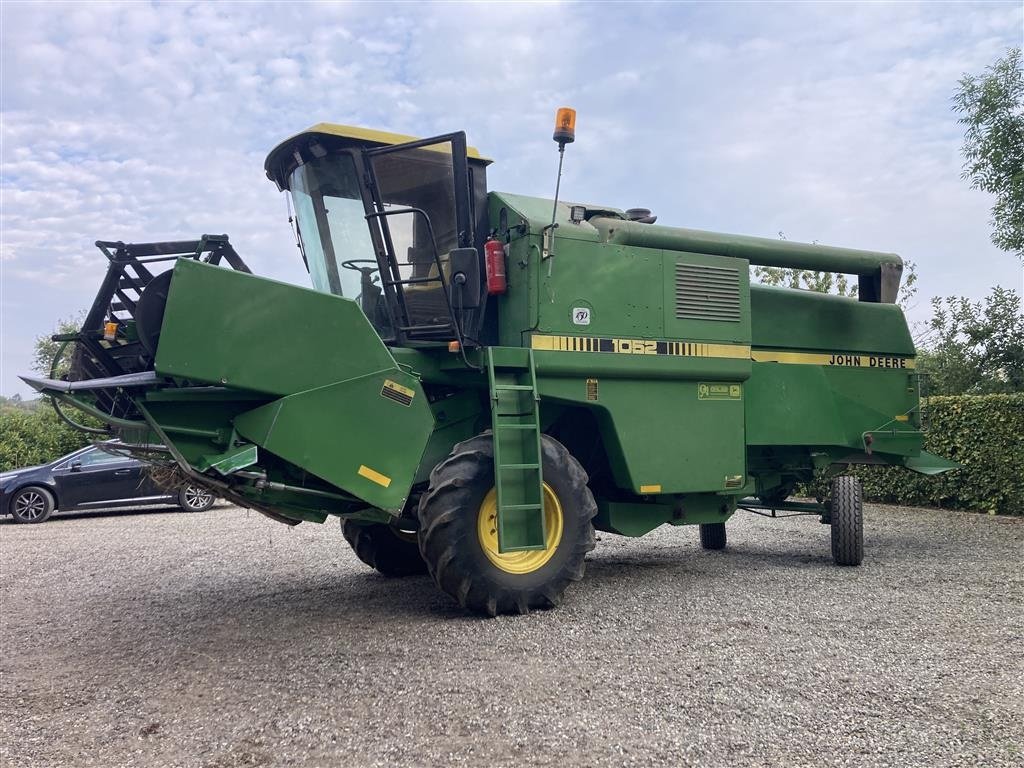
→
(699, 522, 727, 550)
(417, 433, 597, 616)
(10, 486, 54, 524)
(341, 519, 428, 577)
(829, 475, 863, 566)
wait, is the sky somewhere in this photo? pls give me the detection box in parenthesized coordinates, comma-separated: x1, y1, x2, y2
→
(1, 0, 1022, 398)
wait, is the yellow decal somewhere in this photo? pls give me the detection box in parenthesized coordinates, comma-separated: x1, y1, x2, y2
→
(586, 378, 599, 401)
(358, 465, 392, 488)
(639, 484, 662, 494)
(752, 350, 915, 369)
(894, 414, 910, 422)
(531, 334, 750, 360)
(381, 379, 415, 406)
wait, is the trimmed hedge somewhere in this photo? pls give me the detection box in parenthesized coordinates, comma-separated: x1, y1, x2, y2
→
(849, 394, 1024, 515)
(0, 405, 95, 471)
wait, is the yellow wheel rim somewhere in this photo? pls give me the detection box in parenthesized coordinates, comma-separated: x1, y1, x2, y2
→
(476, 484, 564, 574)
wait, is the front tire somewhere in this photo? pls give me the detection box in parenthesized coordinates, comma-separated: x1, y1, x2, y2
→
(178, 485, 216, 512)
(341, 519, 428, 577)
(10, 486, 54, 524)
(829, 475, 863, 566)
(417, 433, 597, 616)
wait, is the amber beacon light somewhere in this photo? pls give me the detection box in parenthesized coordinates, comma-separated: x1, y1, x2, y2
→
(553, 107, 576, 146)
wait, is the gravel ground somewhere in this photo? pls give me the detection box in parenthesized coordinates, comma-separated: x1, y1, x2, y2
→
(0, 503, 1021, 768)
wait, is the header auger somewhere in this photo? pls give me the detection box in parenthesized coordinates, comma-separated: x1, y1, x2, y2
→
(26, 111, 956, 615)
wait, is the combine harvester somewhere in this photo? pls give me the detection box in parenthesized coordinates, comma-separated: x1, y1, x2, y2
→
(26, 110, 955, 615)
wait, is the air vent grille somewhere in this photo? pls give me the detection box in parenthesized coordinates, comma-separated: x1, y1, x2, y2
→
(675, 263, 741, 322)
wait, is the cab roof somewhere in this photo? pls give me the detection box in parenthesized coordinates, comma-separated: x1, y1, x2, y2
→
(264, 123, 491, 191)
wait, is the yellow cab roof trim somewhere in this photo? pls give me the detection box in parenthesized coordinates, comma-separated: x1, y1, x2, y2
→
(301, 123, 488, 160)
(264, 122, 490, 189)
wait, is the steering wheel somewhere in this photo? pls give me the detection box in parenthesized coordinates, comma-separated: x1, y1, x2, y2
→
(341, 259, 379, 276)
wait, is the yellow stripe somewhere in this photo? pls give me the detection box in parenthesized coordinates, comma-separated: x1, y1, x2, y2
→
(528, 335, 912, 369)
(530, 334, 751, 360)
(639, 484, 662, 494)
(357, 464, 392, 488)
(705, 343, 750, 359)
(753, 350, 916, 369)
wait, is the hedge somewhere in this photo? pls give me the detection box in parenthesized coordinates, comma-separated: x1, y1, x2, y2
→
(1, 395, 1021, 514)
(849, 394, 1024, 515)
(0, 405, 95, 471)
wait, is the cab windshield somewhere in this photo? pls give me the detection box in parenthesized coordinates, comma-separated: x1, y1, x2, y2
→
(289, 154, 370, 300)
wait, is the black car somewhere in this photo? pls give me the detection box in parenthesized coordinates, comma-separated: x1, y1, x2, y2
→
(0, 445, 217, 524)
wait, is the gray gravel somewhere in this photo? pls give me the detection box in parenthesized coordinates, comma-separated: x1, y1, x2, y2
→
(1, 503, 1021, 768)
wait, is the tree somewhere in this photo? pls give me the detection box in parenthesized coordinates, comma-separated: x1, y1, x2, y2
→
(32, 313, 85, 378)
(915, 286, 1024, 395)
(752, 234, 918, 309)
(953, 48, 1024, 261)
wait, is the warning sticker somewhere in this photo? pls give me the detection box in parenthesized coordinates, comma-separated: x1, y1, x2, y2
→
(381, 379, 414, 407)
(698, 383, 742, 400)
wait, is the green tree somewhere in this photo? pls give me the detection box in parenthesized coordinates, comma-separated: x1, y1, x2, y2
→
(753, 235, 918, 309)
(953, 47, 1024, 261)
(916, 286, 1024, 395)
(32, 312, 85, 378)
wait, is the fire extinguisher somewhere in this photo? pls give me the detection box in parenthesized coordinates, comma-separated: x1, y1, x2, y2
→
(484, 238, 507, 295)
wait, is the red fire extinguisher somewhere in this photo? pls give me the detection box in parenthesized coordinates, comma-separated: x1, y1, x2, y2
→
(484, 238, 507, 295)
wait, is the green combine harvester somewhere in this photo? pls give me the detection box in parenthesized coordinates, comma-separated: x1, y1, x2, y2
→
(26, 110, 955, 615)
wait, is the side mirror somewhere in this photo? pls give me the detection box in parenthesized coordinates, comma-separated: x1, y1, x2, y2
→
(448, 248, 481, 309)
(70, 461, 83, 472)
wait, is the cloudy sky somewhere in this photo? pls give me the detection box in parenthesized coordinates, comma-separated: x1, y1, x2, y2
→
(2, 1, 1022, 398)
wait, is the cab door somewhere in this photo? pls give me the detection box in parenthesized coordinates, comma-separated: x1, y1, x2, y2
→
(361, 132, 476, 343)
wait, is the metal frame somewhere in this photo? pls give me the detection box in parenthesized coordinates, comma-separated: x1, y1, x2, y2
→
(52, 236, 250, 423)
(738, 496, 830, 521)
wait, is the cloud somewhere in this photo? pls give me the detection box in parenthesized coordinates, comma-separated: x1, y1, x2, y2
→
(1, 1, 1022, 397)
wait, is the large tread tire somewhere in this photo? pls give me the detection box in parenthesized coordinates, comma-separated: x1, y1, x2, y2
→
(699, 522, 727, 550)
(10, 486, 55, 524)
(417, 433, 597, 616)
(830, 475, 863, 566)
(341, 520, 428, 577)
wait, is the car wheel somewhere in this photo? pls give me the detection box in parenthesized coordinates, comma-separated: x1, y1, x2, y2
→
(178, 485, 216, 512)
(10, 486, 55, 524)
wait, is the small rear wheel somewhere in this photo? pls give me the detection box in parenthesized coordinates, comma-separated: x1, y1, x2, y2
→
(10, 486, 54, 524)
(699, 522, 727, 550)
(341, 519, 427, 577)
(829, 475, 863, 566)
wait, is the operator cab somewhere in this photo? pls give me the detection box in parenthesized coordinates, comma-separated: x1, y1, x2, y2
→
(265, 124, 491, 346)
